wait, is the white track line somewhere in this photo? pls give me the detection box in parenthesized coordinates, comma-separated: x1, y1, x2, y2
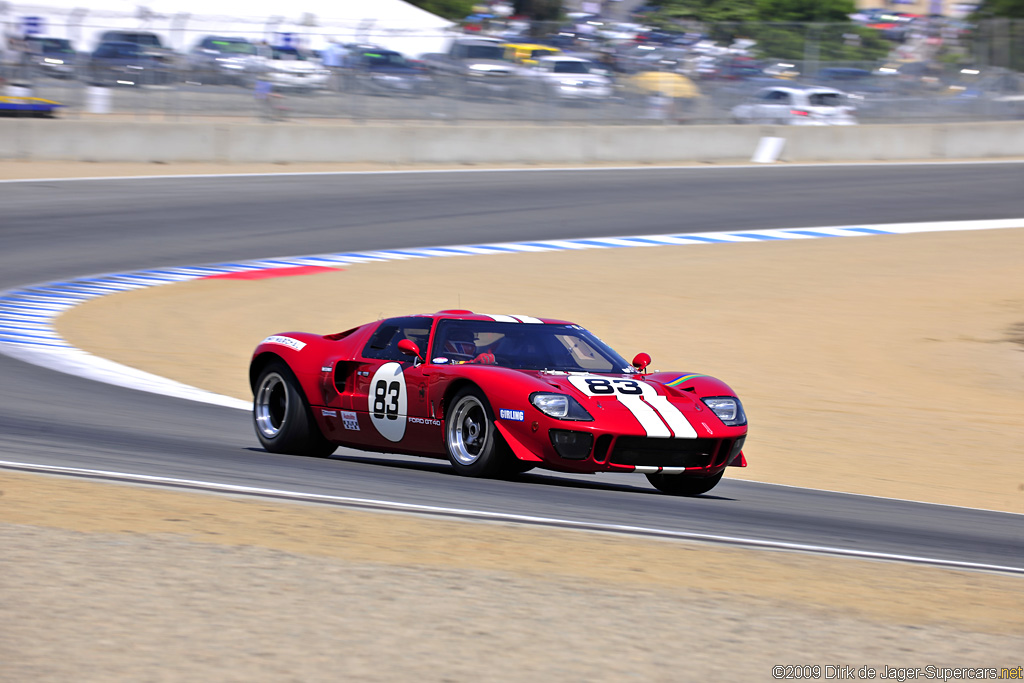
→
(3, 158, 1024, 184)
(1, 460, 1020, 576)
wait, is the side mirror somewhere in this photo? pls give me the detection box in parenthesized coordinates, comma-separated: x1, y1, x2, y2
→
(632, 352, 651, 372)
(397, 339, 422, 361)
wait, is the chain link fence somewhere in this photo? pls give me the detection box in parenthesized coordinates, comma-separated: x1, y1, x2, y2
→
(2, 17, 1022, 125)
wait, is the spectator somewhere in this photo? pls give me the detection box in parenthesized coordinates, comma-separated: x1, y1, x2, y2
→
(254, 78, 284, 121)
(321, 39, 344, 91)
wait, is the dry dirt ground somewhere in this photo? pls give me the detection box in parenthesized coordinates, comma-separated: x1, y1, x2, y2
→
(4, 161, 1024, 681)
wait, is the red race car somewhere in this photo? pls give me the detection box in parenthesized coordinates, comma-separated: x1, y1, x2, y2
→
(250, 310, 747, 496)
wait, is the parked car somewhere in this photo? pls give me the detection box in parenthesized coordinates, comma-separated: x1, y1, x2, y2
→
(95, 30, 180, 79)
(186, 35, 260, 85)
(26, 37, 78, 79)
(257, 45, 330, 92)
(419, 37, 523, 99)
(700, 56, 764, 82)
(731, 85, 857, 125)
(347, 47, 432, 96)
(250, 310, 748, 495)
(526, 55, 612, 102)
(86, 41, 176, 87)
(98, 30, 167, 50)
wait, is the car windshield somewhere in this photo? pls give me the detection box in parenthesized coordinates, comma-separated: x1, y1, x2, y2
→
(210, 39, 256, 55)
(432, 320, 633, 373)
(95, 43, 142, 58)
(110, 33, 162, 47)
(552, 61, 590, 74)
(35, 38, 74, 54)
(362, 51, 408, 67)
(463, 44, 504, 60)
(272, 47, 308, 61)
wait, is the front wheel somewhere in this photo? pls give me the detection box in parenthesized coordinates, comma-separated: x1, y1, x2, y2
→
(646, 471, 723, 496)
(253, 360, 336, 457)
(445, 387, 515, 477)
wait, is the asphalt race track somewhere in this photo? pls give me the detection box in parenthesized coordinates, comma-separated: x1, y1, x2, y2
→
(3, 163, 1024, 571)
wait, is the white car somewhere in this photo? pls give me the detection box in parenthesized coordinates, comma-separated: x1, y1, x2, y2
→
(258, 46, 330, 91)
(731, 86, 857, 125)
(527, 56, 613, 102)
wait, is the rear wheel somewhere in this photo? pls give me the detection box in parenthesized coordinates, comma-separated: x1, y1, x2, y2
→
(445, 387, 517, 477)
(646, 471, 724, 496)
(253, 360, 336, 457)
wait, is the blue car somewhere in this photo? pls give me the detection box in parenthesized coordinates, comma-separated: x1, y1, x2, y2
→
(349, 47, 432, 96)
(87, 41, 176, 87)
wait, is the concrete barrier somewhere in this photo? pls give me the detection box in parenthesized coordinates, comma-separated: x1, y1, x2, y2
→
(1, 118, 1023, 165)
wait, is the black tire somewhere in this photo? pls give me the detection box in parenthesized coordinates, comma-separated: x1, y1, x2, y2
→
(253, 360, 336, 457)
(646, 471, 724, 496)
(445, 387, 517, 477)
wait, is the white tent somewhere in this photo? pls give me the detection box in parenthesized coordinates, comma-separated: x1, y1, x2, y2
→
(1, 0, 456, 56)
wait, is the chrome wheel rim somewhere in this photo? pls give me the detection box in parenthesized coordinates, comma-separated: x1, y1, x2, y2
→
(447, 396, 488, 466)
(255, 372, 288, 439)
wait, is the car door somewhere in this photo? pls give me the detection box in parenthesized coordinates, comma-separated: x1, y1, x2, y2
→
(323, 316, 442, 455)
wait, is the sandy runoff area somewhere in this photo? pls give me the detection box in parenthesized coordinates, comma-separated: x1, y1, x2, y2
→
(56, 221, 1024, 513)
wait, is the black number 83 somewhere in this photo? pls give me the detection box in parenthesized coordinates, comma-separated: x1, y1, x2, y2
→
(584, 378, 643, 395)
(372, 380, 401, 420)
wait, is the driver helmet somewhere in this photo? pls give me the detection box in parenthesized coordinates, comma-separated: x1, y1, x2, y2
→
(443, 328, 477, 361)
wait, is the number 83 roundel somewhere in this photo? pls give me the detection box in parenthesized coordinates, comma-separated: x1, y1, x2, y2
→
(369, 362, 407, 442)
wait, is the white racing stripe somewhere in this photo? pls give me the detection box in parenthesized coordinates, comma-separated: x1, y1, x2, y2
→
(482, 313, 518, 323)
(618, 395, 671, 437)
(646, 395, 699, 438)
(633, 466, 690, 474)
(568, 375, 699, 438)
(510, 314, 543, 324)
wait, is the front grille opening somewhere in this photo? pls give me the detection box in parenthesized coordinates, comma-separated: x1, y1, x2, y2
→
(593, 434, 614, 463)
(610, 437, 719, 469)
(549, 429, 594, 460)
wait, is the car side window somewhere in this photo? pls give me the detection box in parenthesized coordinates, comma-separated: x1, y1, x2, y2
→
(809, 93, 842, 107)
(361, 317, 433, 361)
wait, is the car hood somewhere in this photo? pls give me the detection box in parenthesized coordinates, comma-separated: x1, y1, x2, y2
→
(465, 60, 516, 72)
(369, 66, 422, 76)
(532, 370, 691, 398)
(546, 73, 609, 85)
(269, 60, 321, 74)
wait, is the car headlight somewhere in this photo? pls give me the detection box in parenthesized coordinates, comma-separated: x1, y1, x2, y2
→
(530, 393, 593, 421)
(701, 397, 746, 426)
